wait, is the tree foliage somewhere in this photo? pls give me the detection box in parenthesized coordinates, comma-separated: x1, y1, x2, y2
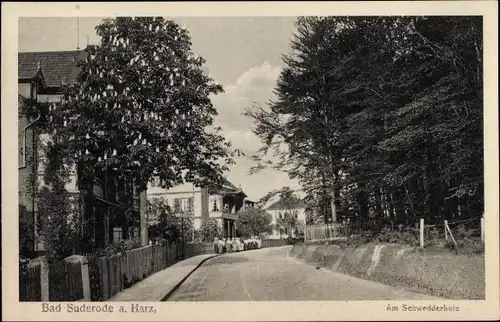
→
(197, 218, 221, 241)
(19, 205, 35, 258)
(36, 140, 82, 262)
(45, 16, 238, 194)
(36, 17, 240, 252)
(247, 17, 483, 228)
(147, 197, 194, 243)
(235, 207, 273, 238)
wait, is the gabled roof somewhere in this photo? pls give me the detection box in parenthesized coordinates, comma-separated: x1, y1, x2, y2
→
(18, 94, 27, 103)
(209, 178, 247, 197)
(18, 50, 85, 88)
(266, 197, 305, 211)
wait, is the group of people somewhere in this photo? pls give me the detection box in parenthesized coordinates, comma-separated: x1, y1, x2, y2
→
(213, 236, 262, 254)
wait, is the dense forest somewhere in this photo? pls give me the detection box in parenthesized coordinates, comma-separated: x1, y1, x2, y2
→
(247, 17, 483, 229)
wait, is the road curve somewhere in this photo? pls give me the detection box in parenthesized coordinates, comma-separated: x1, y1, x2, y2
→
(168, 246, 443, 301)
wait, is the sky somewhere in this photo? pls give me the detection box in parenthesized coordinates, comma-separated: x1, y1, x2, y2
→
(18, 17, 303, 201)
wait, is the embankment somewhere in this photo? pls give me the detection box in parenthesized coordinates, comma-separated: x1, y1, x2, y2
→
(289, 243, 484, 300)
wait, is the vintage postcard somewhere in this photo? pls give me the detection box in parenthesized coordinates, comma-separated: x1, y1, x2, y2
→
(2, 1, 499, 321)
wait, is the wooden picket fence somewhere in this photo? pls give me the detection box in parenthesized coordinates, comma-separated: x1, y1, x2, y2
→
(48, 260, 84, 301)
(19, 262, 42, 301)
(90, 242, 213, 301)
(304, 223, 351, 242)
(20, 238, 303, 302)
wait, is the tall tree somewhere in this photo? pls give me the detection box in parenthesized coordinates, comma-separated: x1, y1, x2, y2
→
(246, 16, 483, 230)
(44, 17, 239, 250)
(235, 207, 273, 238)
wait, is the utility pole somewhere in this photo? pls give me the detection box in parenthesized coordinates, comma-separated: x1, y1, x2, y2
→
(181, 215, 185, 259)
(139, 189, 148, 246)
(192, 184, 195, 241)
(76, 17, 80, 50)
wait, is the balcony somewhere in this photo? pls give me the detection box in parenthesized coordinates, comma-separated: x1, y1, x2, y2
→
(209, 204, 239, 221)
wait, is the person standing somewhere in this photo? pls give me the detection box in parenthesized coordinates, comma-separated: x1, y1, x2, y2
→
(218, 237, 225, 254)
(213, 237, 219, 253)
(231, 237, 237, 252)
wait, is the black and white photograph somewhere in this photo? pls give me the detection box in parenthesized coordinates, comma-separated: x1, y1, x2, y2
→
(2, 1, 499, 321)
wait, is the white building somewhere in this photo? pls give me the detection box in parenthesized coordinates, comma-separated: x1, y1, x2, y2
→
(146, 178, 247, 238)
(266, 198, 306, 239)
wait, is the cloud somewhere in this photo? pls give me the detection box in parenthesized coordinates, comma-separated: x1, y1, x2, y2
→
(225, 130, 262, 154)
(204, 62, 304, 200)
(211, 61, 281, 155)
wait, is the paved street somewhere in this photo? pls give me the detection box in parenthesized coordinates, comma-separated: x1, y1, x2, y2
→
(167, 246, 442, 301)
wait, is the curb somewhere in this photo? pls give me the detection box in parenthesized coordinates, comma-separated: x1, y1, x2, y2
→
(160, 254, 220, 301)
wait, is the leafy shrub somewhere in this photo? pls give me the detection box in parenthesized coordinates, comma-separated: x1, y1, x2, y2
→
(373, 227, 419, 247)
(286, 236, 303, 245)
(445, 236, 484, 254)
(96, 239, 142, 257)
(198, 218, 221, 242)
(87, 257, 102, 301)
(19, 205, 35, 258)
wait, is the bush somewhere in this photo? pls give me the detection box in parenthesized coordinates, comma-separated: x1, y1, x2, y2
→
(87, 256, 102, 301)
(198, 218, 221, 242)
(286, 236, 303, 245)
(444, 236, 484, 254)
(19, 205, 35, 258)
(96, 239, 142, 257)
(36, 186, 81, 263)
(374, 227, 419, 247)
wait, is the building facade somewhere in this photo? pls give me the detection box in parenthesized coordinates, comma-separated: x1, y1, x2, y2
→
(18, 50, 144, 254)
(147, 179, 247, 238)
(266, 198, 306, 239)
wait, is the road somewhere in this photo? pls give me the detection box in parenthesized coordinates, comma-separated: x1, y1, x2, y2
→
(167, 246, 442, 301)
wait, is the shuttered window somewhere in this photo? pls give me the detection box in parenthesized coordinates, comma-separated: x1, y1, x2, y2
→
(174, 198, 180, 212)
(189, 197, 194, 212)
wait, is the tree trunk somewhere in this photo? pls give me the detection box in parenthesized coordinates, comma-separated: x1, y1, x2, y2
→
(393, 188, 406, 226)
(386, 191, 396, 225)
(330, 193, 337, 223)
(81, 181, 95, 253)
(139, 188, 148, 246)
(374, 186, 384, 229)
(357, 185, 369, 222)
(334, 184, 341, 223)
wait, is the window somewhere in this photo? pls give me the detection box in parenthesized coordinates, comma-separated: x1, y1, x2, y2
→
(181, 198, 189, 212)
(188, 197, 194, 212)
(113, 227, 123, 243)
(151, 176, 162, 188)
(279, 213, 283, 219)
(174, 198, 193, 213)
(212, 199, 219, 212)
(284, 227, 288, 234)
(30, 82, 38, 100)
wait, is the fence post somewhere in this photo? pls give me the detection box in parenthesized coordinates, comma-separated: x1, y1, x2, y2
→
(419, 218, 424, 248)
(444, 220, 449, 241)
(480, 215, 484, 242)
(31, 257, 49, 301)
(65, 255, 91, 301)
(444, 221, 459, 254)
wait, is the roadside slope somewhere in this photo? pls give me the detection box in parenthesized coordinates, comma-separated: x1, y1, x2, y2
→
(289, 243, 484, 300)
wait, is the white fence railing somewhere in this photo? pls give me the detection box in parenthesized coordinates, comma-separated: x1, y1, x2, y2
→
(304, 223, 352, 242)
